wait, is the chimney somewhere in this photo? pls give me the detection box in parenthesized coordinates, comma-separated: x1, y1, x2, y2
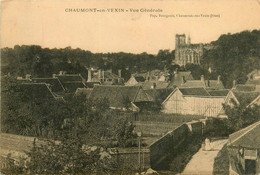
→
(207, 80, 210, 87)
(201, 75, 205, 82)
(52, 74, 57, 78)
(118, 69, 122, 78)
(233, 80, 237, 88)
(152, 82, 156, 89)
(25, 74, 31, 80)
(98, 69, 101, 80)
(146, 72, 150, 81)
(217, 75, 221, 83)
(102, 70, 105, 81)
(174, 68, 179, 77)
(181, 76, 186, 85)
(87, 69, 92, 82)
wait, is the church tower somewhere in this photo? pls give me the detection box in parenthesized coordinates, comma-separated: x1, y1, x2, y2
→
(174, 34, 186, 65)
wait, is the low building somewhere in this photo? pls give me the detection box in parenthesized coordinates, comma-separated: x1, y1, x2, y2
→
(162, 87, 227, 117)
(55, 73, 86, 93)
(167, 69, 194, 88)
(31, 77, 65, 93)
(125, 75, 146, 86)
(246, 69, 260, 85)
(181, 75, 225, 90)
(224, 91, 260, 107)
(232, 84, 260, 92)
(88, 85, 153, 111)
(87, 69, 124, 85)
(144, 88, 173, 102)
(227, 121, 260, 175)
(74, 88, 93, 98)
(20, 83, 64, 101)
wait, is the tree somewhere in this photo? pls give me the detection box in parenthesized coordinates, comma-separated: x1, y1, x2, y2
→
(223, 99, 260, 133)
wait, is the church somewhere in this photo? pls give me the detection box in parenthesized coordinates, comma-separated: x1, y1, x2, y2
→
(174, 34, 212, 66)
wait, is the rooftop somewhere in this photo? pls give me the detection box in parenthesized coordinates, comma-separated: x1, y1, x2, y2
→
(88, 85, 152, 108)
(228, 121, 260, 149)
(179, 87, 210, 96)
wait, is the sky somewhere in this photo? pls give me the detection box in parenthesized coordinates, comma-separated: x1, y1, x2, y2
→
(1, 0, 260, 54)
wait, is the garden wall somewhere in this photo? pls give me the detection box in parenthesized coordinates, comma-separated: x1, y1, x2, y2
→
(149, 118, 215, 170)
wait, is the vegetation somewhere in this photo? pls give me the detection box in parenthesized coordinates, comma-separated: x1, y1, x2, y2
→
(202, 30, 260, 88)
(1, 46, 174, 81)
(223, 101, 260, 133)
(213, 144, 229, 175)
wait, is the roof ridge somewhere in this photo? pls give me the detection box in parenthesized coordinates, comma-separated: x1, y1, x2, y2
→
(229, 121, 260, 146)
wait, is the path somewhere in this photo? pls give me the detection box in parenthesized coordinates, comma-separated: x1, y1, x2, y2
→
(181, 139, 228, 175)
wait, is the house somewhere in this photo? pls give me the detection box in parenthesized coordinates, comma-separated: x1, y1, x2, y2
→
(247, 95, 260, 107)
(227, 121, 260, 175)
(167, 69, 194, 88)
(55, 73, 86, 93)
(162, 87, 227, 117)
(88, 85, 153, 111)
(181, 75, 225, 90)
(19, 83, 64, 101)
(144, 88, 173, 102)
(87, 69, 124, 85)
(31, 78, 65, 93)
(224, 91, 260, 107)
(74, 88, 93, 98)
(125, 75, 146, 86)
(232, 84, 260, 92)
(142, 81, 170, 90)
(246, 69, 260, 85)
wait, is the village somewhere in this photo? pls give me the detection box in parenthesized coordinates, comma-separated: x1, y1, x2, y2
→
(0, 32, 259, 175)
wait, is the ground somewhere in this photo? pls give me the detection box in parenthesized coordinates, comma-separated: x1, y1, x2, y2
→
(181, 139, 228, 175)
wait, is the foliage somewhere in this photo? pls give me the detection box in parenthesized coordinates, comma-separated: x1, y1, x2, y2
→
(223, 100, 260, 133)
(201, 30, 260, 88)
(1, 46, 175, 82)
(26, 138, 117, 174)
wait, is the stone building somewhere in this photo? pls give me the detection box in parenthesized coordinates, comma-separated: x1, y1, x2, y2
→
(174, 34, 212, 66)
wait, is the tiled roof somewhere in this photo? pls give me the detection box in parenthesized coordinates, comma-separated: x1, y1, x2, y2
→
(228, 121, 260, 149)
(56, 74, 86, 93)
(62, 82, 86, 93)
(88, 85, 152, 108)
(179, 87, 210, 96)
(20, 83, 56, 100)
(91, 71, 121, 82)
(207, 89, 230, 96)
(74, 88, 93, 98)
(181, 80, 224, 90)
(246, 79, 260, 85)
(31, 78, 65, 92)
(181, 81, 206, 88)
(233, 91, 260, 106)
(167, 71, 194, 88)
(142, 81, 169, 90)
(56, 74, 85, 83)
(144, 88, 173, 102)
(233, 84, 257, 92)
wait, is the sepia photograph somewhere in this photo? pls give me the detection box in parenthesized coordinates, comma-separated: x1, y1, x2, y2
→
(0, 0, 260, 174)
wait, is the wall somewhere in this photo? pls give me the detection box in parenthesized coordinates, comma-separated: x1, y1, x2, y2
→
(162, 90, 225, 117)
(149, 118, 214, 170)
